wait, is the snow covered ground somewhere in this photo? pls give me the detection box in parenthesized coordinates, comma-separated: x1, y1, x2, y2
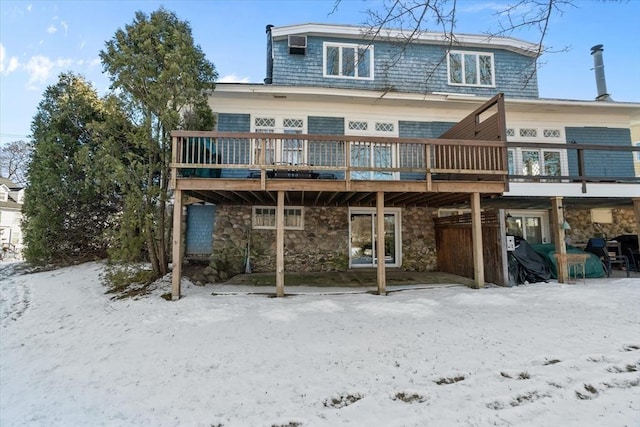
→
(1, 261, 639, 426)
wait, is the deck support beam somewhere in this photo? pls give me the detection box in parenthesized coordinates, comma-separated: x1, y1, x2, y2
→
(276, 190, 285, 297)
(171, 189, 184, 300)
(551, 196, 568, 283)
(376, 191, 387, 295)
(471, 192, 484, 288)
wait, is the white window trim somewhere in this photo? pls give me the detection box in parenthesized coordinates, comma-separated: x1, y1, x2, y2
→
(251, 116, 307, 165)
(634, 141, 640, 162)
(348, 207, 402, 268)
(346, 119, 397, 137)
(506, 210, 551, 244)
(345, 119, 399, 180)
(508, 147, 568, 178)
(323, 42, 374, 80)
(506, 126, 564, 143)
(0, 191, 7, 202)
(252, 206, 304, 230)
(447, 50, 495, 88)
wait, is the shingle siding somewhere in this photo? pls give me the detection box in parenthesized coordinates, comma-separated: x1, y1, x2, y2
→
(217, 113, 250, 132)
(271, 36, 538, 98)
(398, 121, 456, 180)
(308, 116, 344, 135)
(565, 127, 634, 177)
(308, 116, 345, 176)
(399, 121, 455, 138)
(217, 113, 251, 177)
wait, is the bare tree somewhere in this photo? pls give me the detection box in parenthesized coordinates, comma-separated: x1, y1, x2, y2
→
(332, 0, 574, 89)
(336, 0, 573, 49)
(0, 140, 31, 186)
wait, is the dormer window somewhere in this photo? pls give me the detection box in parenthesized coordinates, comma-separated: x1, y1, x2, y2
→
(447, 51, 494, 87)
(324, 42, 374, 80)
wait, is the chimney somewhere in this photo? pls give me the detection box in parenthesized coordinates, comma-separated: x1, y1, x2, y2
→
(590, 44, 612, 101)
(264, 25, 274, 85)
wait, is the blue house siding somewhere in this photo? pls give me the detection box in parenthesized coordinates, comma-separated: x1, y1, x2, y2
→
(217, 113, 250, 132)
(217, 113, 251, 178)
(308, 116, 345, 178)
(186, 205, 216, 256)
(308, 116, 344, 135)
(398, 121, 456, 180)
(565, 127, 634, 177)
(399, 121, 455, 138)
(271, 36, 538, 98)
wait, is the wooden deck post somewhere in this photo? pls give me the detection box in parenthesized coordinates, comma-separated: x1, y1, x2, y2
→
(633, 198, 640, 254)
(376, 191, 387, 295)
(276, 190, 285, 297)
(171, 189, 184, 300)
(551, 196, 568, 283)
(471, 192, 484, 288)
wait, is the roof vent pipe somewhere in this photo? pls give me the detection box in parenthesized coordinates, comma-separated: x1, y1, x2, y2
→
(590, 44, 611, 101)
(264, 24, 274, 85)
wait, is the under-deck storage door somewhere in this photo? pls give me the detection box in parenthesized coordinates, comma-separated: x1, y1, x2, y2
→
(185, 205, 216, 256)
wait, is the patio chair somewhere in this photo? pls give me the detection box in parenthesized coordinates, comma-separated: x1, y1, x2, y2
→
(585, 237, 630, 278)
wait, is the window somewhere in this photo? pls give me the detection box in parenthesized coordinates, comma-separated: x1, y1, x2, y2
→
(509, 148, 564, 178)
(506, 211, 550, 244)
(508, 126, 563, 141)
(349, 208, 401, 267)
(0, 190, 7, 202)
(635, 141, 640, 161)
(507, 149, 515, 175)
(448, 51, 494, 87)
(346, 119, 398, 180)
(252, 206, 304, 230)
(324, 42, 373, 79)
(252, 116, 305, 164)
(519, 128, 537, 138)
(543, 129, 561, 138)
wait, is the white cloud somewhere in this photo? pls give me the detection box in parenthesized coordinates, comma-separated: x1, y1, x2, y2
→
(89, 57, 101, 68)
(7, 57, 20, 74)
(79, 40, 86, 50)
(218, 73, 250, 83)
(61, 20, 68, 35)
(27, 4, 32, 12)
(47, 24, 57, 34)
(25, 55, 53, 88)
(0, 43, 20, 75)
(23, 56, 73, 89)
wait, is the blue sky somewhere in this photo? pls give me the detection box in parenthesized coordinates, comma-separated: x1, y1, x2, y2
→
(1, 0, 639, 146)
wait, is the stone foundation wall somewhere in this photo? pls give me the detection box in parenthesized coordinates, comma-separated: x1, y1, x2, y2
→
(564, 207, 637, 244)
(402, 207, 438, 271)
(210, 206, 349, 277)
(207, 205, 439, 279)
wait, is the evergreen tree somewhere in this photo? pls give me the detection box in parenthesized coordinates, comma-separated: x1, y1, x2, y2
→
(100, 7, 217, 276)
(22, 73, 123, 265)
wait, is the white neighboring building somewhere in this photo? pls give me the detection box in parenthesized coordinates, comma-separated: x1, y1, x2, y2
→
(0, 177, 24, 257)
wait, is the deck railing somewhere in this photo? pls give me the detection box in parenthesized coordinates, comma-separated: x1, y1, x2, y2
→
(171, 131, 640, 191)
(171, 131, 508, 181)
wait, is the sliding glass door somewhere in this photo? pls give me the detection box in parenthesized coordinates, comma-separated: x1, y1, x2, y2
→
(349, 209, 400, 267)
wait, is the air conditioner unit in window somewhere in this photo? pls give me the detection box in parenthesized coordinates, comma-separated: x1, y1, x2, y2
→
(288, 35, 307, 55)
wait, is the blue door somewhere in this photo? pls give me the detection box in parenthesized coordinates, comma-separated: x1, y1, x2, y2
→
(185, 205, 216, 256)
